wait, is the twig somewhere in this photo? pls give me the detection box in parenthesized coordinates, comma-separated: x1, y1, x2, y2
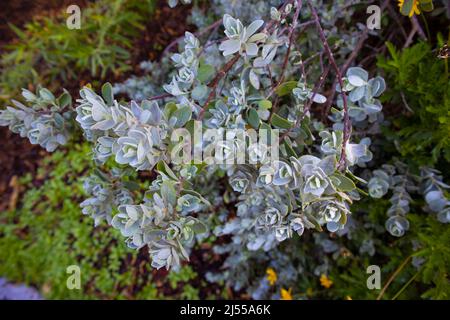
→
(198, 54, 241, 120)
(266, 2, 305, 100)
(307, 0, 350, 171)
(322, 0, 389, 121)
(322, 30, 368, 120)
(279, 65, 331, 141)
(266, 0, 296, 32)
(400, 91, 414, 113)
(386, 2, 408, 40)
(377, 255, 412, 300)
(279, 0, 303, 84)
(403, 16, 427, 49)
(391, 267, 422, 300)
(148, 93, 172, 101)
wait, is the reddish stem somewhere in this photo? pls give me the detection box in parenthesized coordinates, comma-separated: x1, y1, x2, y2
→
(198, 54, 241, 120)
(307, 0, 350, 171)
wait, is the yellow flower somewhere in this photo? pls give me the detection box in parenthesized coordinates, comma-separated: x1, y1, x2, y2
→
(345, 295, 352, 300)
(266, 268, 277, 286)
(398, 0, 421, 17)
(320, 274, 333, 289)
(280, 288, 293, 300)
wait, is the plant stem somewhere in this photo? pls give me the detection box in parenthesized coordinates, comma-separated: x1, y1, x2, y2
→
(391, 267, 422, 300)
(420, 14, 431, 42)
(307, 0, 350, 171)
(198, 54, 241, 120)
(376, 255, 412, 300)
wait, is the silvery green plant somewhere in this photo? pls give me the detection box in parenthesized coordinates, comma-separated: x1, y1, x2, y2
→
(0, 4, 368, 271)
(76, 84, 171, 170)
(420, 167, 450, 223)
(368, 168, 391, 199)
(1, 1, 428, 274)
(367, 163, 450, 237)
(219, 14, 266, 57)
(331, 67, 386, 126)
(81, 168, 134, 226)
(0, 87, 73, 152)
(383, 164, 415, 237)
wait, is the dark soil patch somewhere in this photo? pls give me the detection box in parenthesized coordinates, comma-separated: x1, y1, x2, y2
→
(0, 128, 46, 212)
(130, 0, 196, 66)
(0, 0, 88, 52)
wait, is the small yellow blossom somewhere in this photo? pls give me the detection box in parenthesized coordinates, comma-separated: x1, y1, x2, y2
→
(320, 274, 333, 289)
(280, 288, 293, 300)
(266, 268, 277, 286)
(306, 287, 313, 297)
(398, 0, 421, 17)
(345, 295, 352, 300)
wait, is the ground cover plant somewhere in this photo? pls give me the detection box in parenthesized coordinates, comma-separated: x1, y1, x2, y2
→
(0, 0, 449, 300)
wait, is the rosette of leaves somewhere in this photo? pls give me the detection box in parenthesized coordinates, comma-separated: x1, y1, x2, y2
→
(295, 155, 336, 200)
(215, 186, 285, 252)
(205, 100, 230, 128)
(76, 85, 128, 140)
(219, 14, 266, 57)
(230, 169, 254, 193)
(333, 67, 385, 124)
(313, 199, 351, 233)
(368, 169, 391, 199)
(0, 87, 73, 151)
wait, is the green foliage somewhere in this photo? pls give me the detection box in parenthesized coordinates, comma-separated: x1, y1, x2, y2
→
(167, 265, 198, 290)
(0, 143, 159, 299)
(378, 41, 450, 165)
(0, 0, 156, 102)
(410, 214, 450, 299)
(166, 265, 200, 299)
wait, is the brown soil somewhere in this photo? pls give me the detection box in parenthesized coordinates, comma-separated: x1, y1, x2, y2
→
(0, 0, 88, 51)
(131, 0, 196, 65)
